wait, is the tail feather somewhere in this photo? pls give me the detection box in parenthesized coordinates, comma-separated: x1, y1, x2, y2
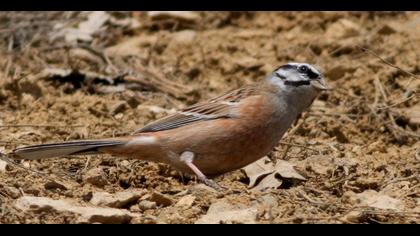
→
(12, 139, 127, 160)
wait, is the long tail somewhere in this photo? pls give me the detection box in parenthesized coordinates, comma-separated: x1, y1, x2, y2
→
(12, 139, 128, 160)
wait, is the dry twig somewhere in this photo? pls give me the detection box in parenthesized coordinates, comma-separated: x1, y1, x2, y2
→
(359, 46, 419, 81)
(124, 65, 195, 99)
(279, 141, 322, 154)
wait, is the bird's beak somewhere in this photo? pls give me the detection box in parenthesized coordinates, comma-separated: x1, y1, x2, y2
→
(311, 77, 329, 91)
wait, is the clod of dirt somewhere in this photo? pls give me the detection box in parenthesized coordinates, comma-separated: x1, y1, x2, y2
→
(325, 65, 357, 81)
(377, 24, 397, 35)
(189, 184, 218, 197)
(334, 157, 358, 175)
(3, 186, 21, 199)
(298, 155, 335, 175)
(148, 191, 174, 207)
(325, 19, 361, 40)
(175, 195, 196, 208)
(110, 101, 128, 115)
(90, 190, 145, 208)
(118, 160, 131, 169)
(44, 181, 68, 191)
(328, 126, 349, 143)
(343, 190, 404, 211)
(15, 196, 137, 224)
(195, 199, 258, 224)
(18, 80, 43, 99)
(340, 210, 365, 223)
(157, 207, 190, 224)
(84, 167, 108, 187)
(148, 11, 200, 23)
(138, 200, 157, 211)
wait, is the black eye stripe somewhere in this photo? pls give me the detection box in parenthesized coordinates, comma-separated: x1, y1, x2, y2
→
(306, 69, 320, 79)
(299, 66, 319, 79)
(284, 80, 311, 87)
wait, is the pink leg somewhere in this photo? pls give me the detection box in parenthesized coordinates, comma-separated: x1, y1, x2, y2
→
(180, 151, 224, 191)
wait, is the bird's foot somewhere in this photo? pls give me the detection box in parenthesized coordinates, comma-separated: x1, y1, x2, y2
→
(199, 176, 226, 191)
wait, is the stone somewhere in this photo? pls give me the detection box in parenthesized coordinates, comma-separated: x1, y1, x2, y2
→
(138, 200, 157, 211)
(175, 195, 196, 208)
(119, 160, 131, 169)
(341, 210, 364, 223)
(195, 200, 258, 224)
(344, 190, 404, 211)
(189, 183, 218, 197)
(15, 196, 137, 224)
(84, 167, 108, 187)
(143, 215, 158, 224)
(90, 190, 145, 208)
(149, 192, 173, 207)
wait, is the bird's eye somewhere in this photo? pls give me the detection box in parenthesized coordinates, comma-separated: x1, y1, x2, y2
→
(298, 65, 308, 73)
(298, 65, 320, 79)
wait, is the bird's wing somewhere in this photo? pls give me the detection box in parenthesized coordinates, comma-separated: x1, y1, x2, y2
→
(133, 84, 259, 134)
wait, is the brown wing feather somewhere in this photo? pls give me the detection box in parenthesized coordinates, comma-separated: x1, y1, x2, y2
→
(133, 84, 259, 134)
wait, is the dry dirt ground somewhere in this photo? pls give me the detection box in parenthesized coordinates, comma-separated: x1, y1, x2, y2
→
(0, 12, 419, 224)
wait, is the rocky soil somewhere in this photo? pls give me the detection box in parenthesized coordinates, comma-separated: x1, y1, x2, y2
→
(0, 11, 419, 224)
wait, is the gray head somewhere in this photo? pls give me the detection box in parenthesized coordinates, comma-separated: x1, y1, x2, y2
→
(270, 62, 328, 92)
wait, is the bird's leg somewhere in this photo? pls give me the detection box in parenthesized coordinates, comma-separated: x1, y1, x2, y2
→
(179, 151, 224, 191)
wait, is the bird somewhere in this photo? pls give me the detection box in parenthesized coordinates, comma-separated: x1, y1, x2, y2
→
(11, 62, 328, 190)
